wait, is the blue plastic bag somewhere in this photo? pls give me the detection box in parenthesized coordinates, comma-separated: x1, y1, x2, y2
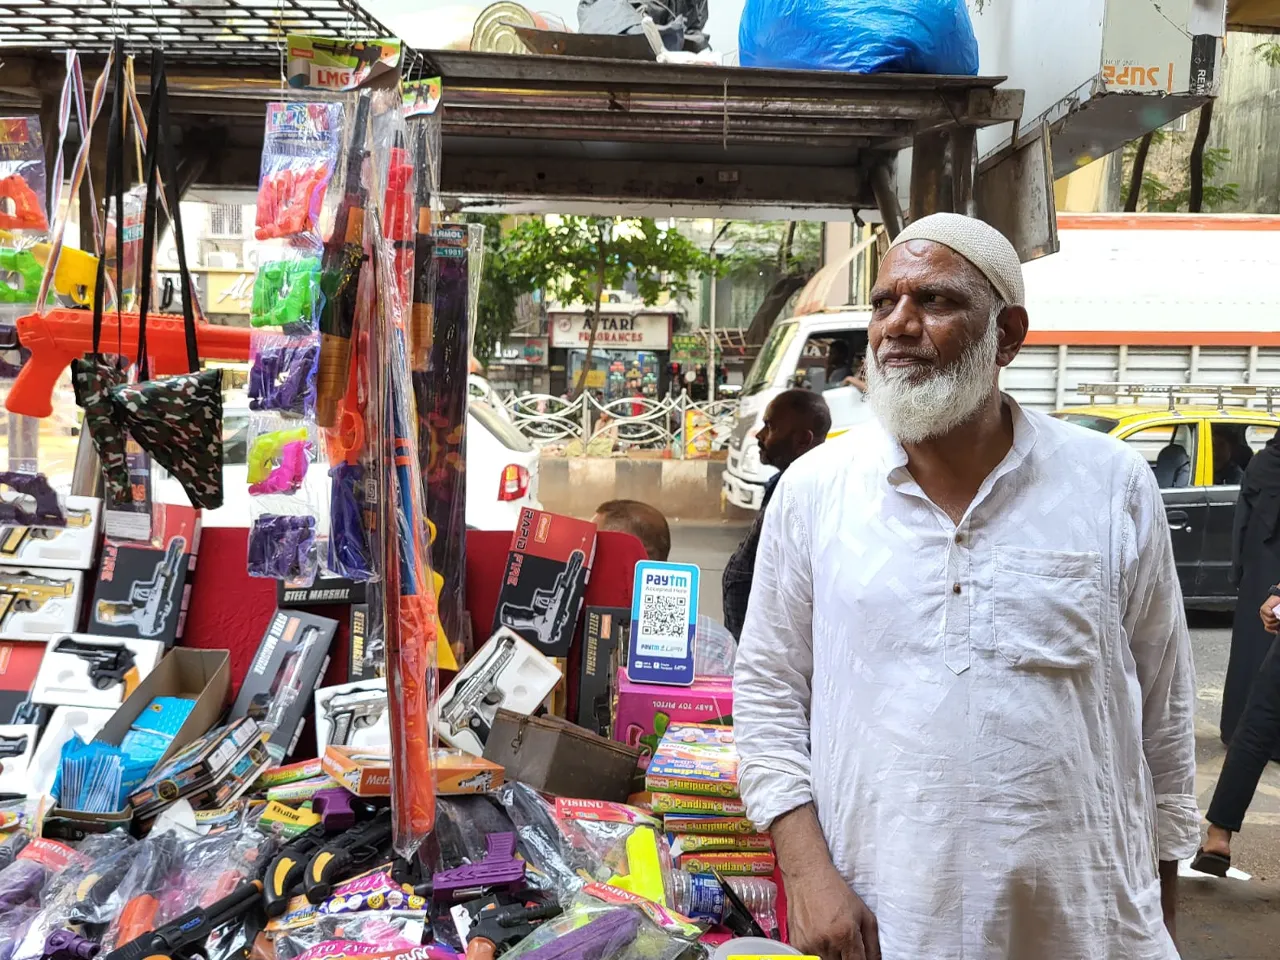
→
(739, 0, 980, 76)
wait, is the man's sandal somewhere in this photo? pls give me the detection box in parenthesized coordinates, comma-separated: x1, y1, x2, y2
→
(1189, 848, 1231, 877)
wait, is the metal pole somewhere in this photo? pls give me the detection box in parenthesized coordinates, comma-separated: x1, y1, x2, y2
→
(707, 256, 717, 403)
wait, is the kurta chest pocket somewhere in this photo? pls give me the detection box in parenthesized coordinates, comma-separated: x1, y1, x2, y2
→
(993, 546, 1103, 669)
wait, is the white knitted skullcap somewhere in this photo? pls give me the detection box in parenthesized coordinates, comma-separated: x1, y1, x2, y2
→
(889, 213, 1025, 307)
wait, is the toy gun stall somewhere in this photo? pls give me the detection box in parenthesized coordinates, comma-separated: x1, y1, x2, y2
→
(0, 570, 75, 627)
(94, 537, 186, 637)
(320, 686, 388, 746)
(54, 636, 139, 693)
(497, 551, 586, 650)
(438, 633, 517, 743)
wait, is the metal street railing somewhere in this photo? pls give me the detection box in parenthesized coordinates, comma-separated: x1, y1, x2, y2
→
(504, 392, 738, 458)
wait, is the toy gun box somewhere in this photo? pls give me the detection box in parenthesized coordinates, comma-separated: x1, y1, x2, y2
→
(483, 708, 643, 804)
(0, 639, 48, 725)
(313, 677, 389, 750)
(88, 504, 200, 647)
(231, 609, 338, 761)
(491, 509, 597, 658)
(0, 565, 83, 640)
(0, 493, 101, 570)
(577, 606, 629, 737)
(32, 634, 165, 710)
(613, 671, 733, 771)
(277, 574, 367, 607)
(432, 628, 561, 756)
(128, 716, 268, 819)
(0, 722, 38, 793)
(322, 745, 505, 797)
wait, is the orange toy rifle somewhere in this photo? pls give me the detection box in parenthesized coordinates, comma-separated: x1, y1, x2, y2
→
(5, 309, 252, 418)
(0, 175, 49, 232)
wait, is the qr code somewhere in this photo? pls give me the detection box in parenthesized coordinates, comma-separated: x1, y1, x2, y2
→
(640, 591, 688, 639)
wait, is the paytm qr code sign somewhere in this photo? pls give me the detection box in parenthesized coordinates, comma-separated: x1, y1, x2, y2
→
(626, 560, 699, 687)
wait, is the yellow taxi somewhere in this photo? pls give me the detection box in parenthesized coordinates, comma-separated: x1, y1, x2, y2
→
(1053, 383, 1280, 608)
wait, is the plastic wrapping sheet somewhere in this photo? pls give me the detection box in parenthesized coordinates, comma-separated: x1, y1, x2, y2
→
(274, 911, 431, 960)
(501, 891, 698, 960)
(0, 116, 51, 379)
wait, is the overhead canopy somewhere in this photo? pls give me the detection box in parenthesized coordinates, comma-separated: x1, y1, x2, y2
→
(1229, 0, 1280, 31)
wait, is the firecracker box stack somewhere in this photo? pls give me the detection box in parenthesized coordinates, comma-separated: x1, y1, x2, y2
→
(644, 722, 775, 877)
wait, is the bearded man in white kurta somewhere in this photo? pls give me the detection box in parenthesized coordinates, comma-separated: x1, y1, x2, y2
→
(733, 213, 1198, 960)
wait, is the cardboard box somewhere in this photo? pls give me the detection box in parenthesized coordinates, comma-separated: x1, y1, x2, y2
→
(0, 640, 49, 726)
(644, 723, 739, 799)
(231, 610, 337, 762)
(89, 504, 200, 646)
(0, 496, 102, 570)
(577, 606, 629, 736)
(0, 723, 38, 793)
(492, 510, 596, 658)
(32, 635, 165, 710)
(433, 628, 561, 756)
(322, 746, 505, 797)
(613, 672, 733, 769)
(314, 678, 389, 750)
(0, 567, 83, 640)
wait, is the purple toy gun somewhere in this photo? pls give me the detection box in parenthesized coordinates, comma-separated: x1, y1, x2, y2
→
(517, 909, 642, 960)
(0, 859, 48, 912)
(0, 473, 65, 528)
(432, 833, 525, 903)
(43, 930, 99, 960)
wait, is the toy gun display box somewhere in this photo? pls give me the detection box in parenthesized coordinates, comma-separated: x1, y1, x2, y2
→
(322, 745, 505, 797)
(88, 504, 200, 647)
(128, 716, 269, 820)
(0, 639, 49, 726)
(577, 606, 630, 737)
(313, 677, 389, 750)
(0, 566, 83, 640)
(0, 488, 101, 570)
(231, 608, 337, 761)
(277, 573, 367, 607)
(0, 722, 38, 793)
(491, 508, 597, 658)
(432, 628, 562, 756)
(483, 707, 643, 803)
(32, 634, 165, 710)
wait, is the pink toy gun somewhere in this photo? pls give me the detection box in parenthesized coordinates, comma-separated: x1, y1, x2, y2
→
(248, 440, 310, 495)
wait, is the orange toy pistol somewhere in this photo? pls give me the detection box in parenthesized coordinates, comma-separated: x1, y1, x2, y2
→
(0, 175, 49, 232)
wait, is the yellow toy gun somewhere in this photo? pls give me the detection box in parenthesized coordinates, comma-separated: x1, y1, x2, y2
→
(0, 230, 97, 307)
(0, 571, 75, 627)
(247, 426, 310, 485)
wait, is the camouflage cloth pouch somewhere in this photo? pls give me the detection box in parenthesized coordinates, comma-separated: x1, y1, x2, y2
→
(107, 369, 224, 509)
(70, 355, 132, 504)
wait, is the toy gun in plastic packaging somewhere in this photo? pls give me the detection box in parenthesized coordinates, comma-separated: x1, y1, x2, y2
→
(102, 879, 263, 960)
(42, 930, 98, 960)
(0, 176, 48, 232)
(5, 311, 251, 419)
(0, 232, 96, 309)
(438, 633, 517, 744)
(0, 571, 75, 628)
(94, 537, 186, 637)
(0, 735, 27, 760)
(432, 833, 526, 904)
(303, 807, 393, 903)
(54, 637, 138, 694)
(110, 835, 182, 948)
(250, 258, 322, 329)
(0, 249, 47, 306)
(319, 686, 387, 746)
(497, 551, 586, 651)
(247, 626, 320, 735)
(464, 901, 563, 960)
(515, 908, 642, 960)
(262, 789, 380, 916)
(315, 90, 372, 428)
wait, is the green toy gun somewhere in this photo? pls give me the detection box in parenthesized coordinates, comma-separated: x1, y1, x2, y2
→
(250, 256, 322, 328)
(0, 247, 52, 305)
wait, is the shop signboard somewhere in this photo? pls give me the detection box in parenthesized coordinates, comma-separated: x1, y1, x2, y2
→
(626, 561, 699, 687)
(489, 338, 548, 366)
(550, 311, 672, 351)
(671, 333, 718, 365)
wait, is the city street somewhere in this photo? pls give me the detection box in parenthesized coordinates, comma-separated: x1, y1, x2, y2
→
(671, 521, 1280, 957)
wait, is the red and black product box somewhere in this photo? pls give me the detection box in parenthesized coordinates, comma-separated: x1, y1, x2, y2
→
(277, 574, 368, 607)
(88, 504, 200, 648)
(347, 603, 385, 682)
(0, 640, 48, 727)
(231, 609, 338, 761)
(577, 606, 630, 737)
(492, 509, 597, 659)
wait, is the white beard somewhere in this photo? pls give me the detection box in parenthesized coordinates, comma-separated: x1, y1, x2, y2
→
(865, 315, 1000, 445)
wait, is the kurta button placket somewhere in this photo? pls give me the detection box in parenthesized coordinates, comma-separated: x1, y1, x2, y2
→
(943, 529, 971, 675)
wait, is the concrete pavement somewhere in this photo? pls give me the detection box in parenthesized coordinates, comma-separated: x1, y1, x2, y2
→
(670, 522, 1280, 957)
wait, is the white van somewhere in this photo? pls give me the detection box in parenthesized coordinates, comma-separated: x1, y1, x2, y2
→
(722, 308, 874, 511)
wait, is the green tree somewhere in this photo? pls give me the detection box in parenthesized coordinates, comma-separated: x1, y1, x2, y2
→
(505, 216, 712, 396)
(714, 220, 822, 345)
(464, 213, 537, 367)
(1119, 123, 1240, 213)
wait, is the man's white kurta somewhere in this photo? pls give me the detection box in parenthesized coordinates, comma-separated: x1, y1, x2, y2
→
(734, 399, 1199, 960)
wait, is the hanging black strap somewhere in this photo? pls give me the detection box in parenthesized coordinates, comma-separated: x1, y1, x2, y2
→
(89, 39, 127, 360)
(135, 49, 200, 379)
